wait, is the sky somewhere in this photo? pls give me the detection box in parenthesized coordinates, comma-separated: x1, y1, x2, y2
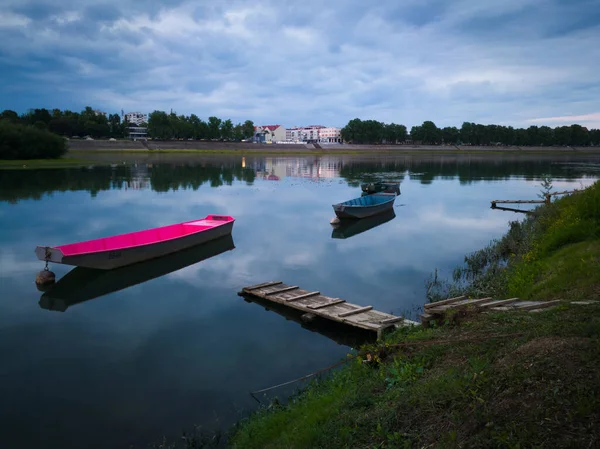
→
(1, 0, 599, 129)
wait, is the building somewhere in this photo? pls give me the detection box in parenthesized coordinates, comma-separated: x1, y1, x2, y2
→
(286, 125, 325, 143)
(254, 125, 287, 143)
(124, 112, 148, 126)
(318, 127, 342, 143)
(127, 126, 148, 140)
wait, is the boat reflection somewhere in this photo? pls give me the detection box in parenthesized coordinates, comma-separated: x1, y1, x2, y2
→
(331, 209, 396, 240)
(39, 235, 235, 312)
(241, 295, 376, 348)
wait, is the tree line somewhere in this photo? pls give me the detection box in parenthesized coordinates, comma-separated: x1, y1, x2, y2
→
(1, 107, 126, 139)
(147, 111, 255, 141)
(341, 119, 600, 146)
(0, 107, 257, 142)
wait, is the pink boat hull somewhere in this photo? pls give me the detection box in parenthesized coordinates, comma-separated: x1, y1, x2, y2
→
(35, 215, 235, 269)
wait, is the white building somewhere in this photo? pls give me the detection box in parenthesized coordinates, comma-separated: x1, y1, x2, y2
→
(286, 125, 325, 142)
(124, 112, 148, 125)
(255, 125, 287, 143)
(319, 127, 342, 143)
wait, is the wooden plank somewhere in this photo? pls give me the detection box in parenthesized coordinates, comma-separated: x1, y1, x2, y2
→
(338, 306, 373, 318)
(265, 286, 299, 296)
(424, 295, 466, 309)
(379, 316, 405, 325)
(244, 281, 282, 291)
(515, 300, 561, 311)
(491, 200, 546, 204)
(478, 298, 519, 309)
(307, 299, 345, 309)
(428, 297, 492, 313)
(286, 291, 320, 302)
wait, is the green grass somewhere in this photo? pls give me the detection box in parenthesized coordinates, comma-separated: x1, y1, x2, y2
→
(227, 181, 600, 449)
(0, 157, 96, 169)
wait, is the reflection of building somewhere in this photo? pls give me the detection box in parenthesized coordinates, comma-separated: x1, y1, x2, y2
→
(123, 164, 150, 190)
(254, 157, 342, 180)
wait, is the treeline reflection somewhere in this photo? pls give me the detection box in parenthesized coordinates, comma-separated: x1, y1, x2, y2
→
(1, 155, 597, 202)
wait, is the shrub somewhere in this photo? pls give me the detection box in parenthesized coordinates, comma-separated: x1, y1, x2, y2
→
(0, 120, 67, 159)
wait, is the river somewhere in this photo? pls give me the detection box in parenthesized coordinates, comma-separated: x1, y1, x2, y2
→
(1, 153, 599, 448)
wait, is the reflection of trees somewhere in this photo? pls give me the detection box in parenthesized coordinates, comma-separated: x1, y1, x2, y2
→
(339, 157, 600, 186)
(149, 165, 255, 192)
(0, 166, 132, 204)
(0, 163, 258, 203)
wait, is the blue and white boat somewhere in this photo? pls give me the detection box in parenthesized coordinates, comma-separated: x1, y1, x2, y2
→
(332, 193, 396, 219)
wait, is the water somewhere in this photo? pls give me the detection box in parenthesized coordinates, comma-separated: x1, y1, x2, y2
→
(1, 154, 599, 448)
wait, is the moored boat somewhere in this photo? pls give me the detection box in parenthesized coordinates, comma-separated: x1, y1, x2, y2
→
(332, 193, 396, 219)
(360, 181, 401, 195)
(35, 215, 235, 270)
(39, 234, 235, 312)
(331, 209, 396, 239)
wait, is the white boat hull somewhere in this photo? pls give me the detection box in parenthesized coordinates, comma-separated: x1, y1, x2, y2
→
(35, 221, 234, 270)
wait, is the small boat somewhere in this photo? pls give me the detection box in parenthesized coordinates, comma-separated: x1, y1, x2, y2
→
(331, 209, 396, 239)
(332, 193, 396, 219)
(39, 234, 235, 312)
(361, 181, 401, 195)
(35, 215, 235, 270)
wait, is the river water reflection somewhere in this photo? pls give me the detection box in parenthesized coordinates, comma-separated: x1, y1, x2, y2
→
(1, 153, 599, 448)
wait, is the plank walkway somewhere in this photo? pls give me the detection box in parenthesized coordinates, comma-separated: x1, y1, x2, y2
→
(420, 295, 563, 327)
(239, 281, 419, 339)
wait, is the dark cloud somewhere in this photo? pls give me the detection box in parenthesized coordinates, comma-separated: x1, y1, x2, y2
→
(0, 0, 599, 128)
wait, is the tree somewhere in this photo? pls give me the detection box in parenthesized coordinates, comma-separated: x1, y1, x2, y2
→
(220, 119, 234, 140)
(420, 121, 441, 144)
(207, 116, 222, 139)
(441, 126, 460, 144)
(0, 110, 20, 123)
(242, 120, 255, 139)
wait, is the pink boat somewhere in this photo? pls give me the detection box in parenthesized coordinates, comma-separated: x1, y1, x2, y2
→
(35, 215, 235, 270)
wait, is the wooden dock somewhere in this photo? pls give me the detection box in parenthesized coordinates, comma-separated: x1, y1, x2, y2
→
(239, 281, 419, 339)
(420, 295, 562, 327)
(491, 189, 582, 209)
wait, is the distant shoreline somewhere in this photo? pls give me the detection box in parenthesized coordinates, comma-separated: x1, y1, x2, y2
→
(67, 139, 600, 155)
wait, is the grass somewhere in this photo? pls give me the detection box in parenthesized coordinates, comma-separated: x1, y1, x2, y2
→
(226, 181, 600, 449)
(0, 157, 95, 169)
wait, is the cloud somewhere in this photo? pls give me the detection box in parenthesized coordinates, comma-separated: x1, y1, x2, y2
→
(528, 112, 600, 128)
(2, 0, 599, 128)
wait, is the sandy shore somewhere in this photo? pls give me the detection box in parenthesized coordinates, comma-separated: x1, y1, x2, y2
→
(66, 139, 600, 154)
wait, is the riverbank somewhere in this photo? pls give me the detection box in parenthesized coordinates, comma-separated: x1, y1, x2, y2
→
(67, 139, 600, 155)
(227, 182, 600, 448)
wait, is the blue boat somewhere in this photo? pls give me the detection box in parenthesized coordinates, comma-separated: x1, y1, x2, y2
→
(332, 193, 396, 219)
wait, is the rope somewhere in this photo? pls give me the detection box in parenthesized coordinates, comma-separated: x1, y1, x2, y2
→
(249, 332, 526, 402)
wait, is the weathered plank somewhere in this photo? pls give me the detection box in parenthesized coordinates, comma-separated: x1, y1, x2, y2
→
(339, 306, 373, 318)
(286, 291, 320, 302)
(307, 299, 346, 309)
(478, 298, 519, 309)
(514, 300, 561, 311)
(424, 295, 466, 309)
(427, 297, 493, 313)
(265, 286, 299, 295)
(491, 200, 546, 205)
(379, 316, 405, 325)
